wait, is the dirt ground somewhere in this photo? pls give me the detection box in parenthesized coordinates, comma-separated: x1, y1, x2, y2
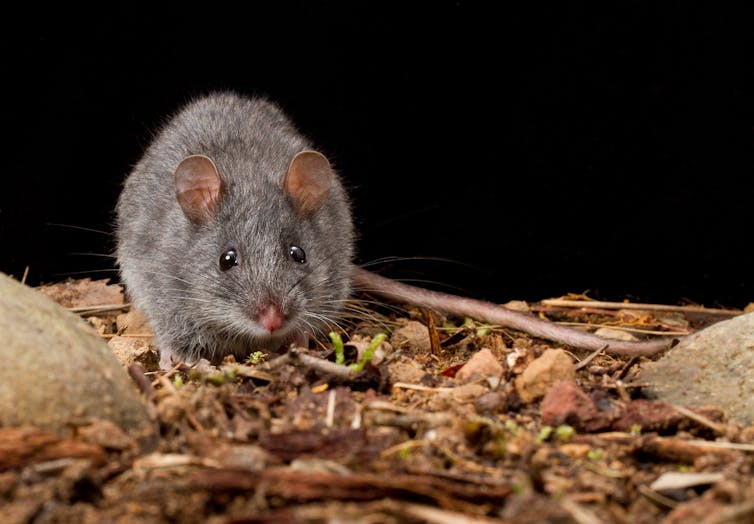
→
(2, 278, 753, 523)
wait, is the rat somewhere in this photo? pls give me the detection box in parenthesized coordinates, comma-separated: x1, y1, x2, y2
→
(116, 92, 674, 370)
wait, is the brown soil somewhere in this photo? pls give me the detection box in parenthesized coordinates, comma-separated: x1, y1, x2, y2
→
(2, 279, 753, 523)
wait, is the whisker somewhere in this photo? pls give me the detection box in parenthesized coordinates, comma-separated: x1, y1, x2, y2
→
(358, 256, 476, 270)
(45, 223, 113, 236)
(354, 276, 470, 296)
(65, 252, 118, 259)
(51, 269, 119, 277)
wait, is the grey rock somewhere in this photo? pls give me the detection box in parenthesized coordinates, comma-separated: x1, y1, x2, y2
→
(641, 312, 754, 425)
(0, 273, 156, 445)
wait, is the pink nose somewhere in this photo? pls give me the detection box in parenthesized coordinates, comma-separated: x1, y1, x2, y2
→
(258, 304, 285, 332)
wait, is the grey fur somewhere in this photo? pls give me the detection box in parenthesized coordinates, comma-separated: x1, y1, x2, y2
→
(116, 93, 354, 367)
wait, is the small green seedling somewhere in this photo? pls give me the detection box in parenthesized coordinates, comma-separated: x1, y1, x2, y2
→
(554, 424, 575, 442)
(206, 373, 228, 386)
(329, 332, 345, 365)
(245, 351, 266, 365)
(504, 419, 520, 436)
(535, 425, 553, 443)
(350, 333, 387, 372)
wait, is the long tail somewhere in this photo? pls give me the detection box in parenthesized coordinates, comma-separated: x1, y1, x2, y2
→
(351, 267, 677, 357)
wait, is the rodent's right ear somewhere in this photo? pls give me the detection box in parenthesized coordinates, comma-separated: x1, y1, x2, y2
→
(174, 155, 222, 225)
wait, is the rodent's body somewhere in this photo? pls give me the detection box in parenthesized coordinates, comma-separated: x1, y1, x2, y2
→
(117, 92, 674, 369)
(116, 94, 353, 368)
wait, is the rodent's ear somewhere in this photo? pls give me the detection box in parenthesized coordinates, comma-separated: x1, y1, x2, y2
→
(174, 155, 222, 225)
(283, 151, 333, 215)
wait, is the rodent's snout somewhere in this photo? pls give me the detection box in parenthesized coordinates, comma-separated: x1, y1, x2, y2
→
(257, 303, 285, 333)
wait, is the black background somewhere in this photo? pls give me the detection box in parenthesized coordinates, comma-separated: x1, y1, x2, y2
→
(2, 3, 752, 308)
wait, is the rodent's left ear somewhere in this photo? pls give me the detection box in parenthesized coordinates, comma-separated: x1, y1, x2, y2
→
(283, 151, 333, 215)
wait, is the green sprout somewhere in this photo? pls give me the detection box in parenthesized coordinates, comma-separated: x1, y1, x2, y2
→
(206, 368, 237, 386)
(535, 425, 553, 443)
(329, 332, 345, 365)
(350, 333, 387, 372)
(504, 419, 520, 436)
(554, 424, 575, 442)
(587, 448, 605, 461)
(245, 351, 266, 365)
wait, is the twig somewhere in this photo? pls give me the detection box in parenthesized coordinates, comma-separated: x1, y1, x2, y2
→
(540, 299, 740, 316)
(670, 404, 728, 436)
(574, 345, 607, 371)
(152, 363, 183, 388)
(264, 349, 356, 380)
(684, 440, 754, 452)
(380, 439, 428, 459)
(127, 364, 155, 398)
(614, 380, 631, 403)
(155, 373, 178, 393)
(638, 484, 678, 509)
(101, 333, 154, 339)
(390, 500, 510, 524)
(21, 266, 30, 285)
(555, 322, 689, 336)
(392, 382, 455, 393)
(69, 303, 131, 315)
(435, 444, 501, 476)
(325, 389, 336, 428)
(616, 356, 640, 380)
(423, 308, 442, 355)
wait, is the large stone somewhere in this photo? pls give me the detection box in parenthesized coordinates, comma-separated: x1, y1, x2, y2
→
(0, 273, 156, 445)
(640, 312, 754, 426)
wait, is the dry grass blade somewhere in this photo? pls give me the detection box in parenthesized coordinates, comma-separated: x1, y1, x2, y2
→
(540, 299, 741, 316)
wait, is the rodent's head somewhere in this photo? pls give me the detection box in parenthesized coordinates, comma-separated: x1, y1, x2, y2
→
(170, 150, 353, 354)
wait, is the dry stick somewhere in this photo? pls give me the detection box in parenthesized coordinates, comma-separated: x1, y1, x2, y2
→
(69, 303, 132, 315)
(574, 345, 607, 371)
(637, 484, 678, 509)
(352, 267, 676, 357)
(540, 299, 741, 316)
(386, 500, 508, 524)
(670, 404, 728, 435)
(685, 440, 754, 452)
(101, 333, 154, 339)
(127, 364, 155, 398)
(264, 348, 356, 381)
(556, 322, 689, 336)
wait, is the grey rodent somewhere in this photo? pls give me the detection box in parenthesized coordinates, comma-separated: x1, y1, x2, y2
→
(116, 92, 673, 370)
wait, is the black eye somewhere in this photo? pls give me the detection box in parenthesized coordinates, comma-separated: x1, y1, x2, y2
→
(289, 245, 306, 264)
(219, 249, 239, 271)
